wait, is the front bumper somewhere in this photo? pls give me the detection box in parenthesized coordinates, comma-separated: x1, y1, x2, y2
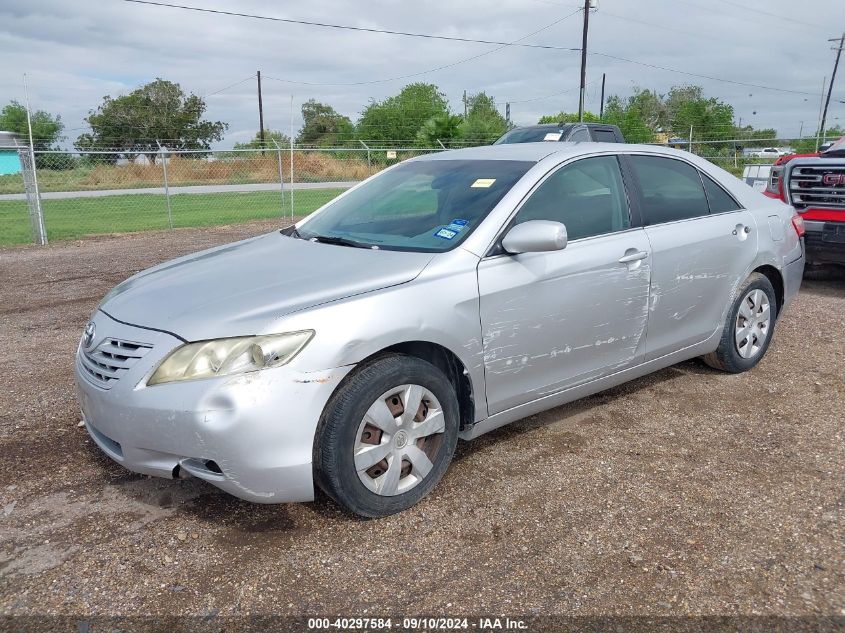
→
(74, 311, 352, 503)
(804, 220, 845, 265)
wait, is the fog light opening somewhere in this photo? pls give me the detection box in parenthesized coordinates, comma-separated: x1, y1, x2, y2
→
(204, 460, 223, 474)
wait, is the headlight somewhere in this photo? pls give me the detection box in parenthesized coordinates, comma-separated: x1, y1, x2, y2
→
(147, 330, 314, 386)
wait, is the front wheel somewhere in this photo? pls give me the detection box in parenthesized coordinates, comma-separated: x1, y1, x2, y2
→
(703, 272, 778, 373)
(314, 354, 459, 517)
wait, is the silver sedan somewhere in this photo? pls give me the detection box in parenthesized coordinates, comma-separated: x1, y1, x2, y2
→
(75, 143, 805, 517)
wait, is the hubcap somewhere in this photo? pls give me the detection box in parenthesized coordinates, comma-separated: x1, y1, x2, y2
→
(734, 288, 771, 359)
(353, 384, 446, 496)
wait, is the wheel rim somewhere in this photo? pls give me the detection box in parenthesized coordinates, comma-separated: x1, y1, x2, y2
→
(353, 384, 446, 496)
(734, 288, 771, 359)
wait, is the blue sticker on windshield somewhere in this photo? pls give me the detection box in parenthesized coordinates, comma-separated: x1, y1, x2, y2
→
(444, 219, 469, 233)
(435, 228, 457, 240)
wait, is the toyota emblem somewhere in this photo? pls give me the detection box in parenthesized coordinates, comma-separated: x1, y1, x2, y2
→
(82, 322, 96, 349)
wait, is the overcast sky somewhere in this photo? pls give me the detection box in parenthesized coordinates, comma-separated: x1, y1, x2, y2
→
(1, 0, 842, 148)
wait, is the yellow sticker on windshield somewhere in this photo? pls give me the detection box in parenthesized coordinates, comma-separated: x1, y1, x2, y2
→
(471, 178, 496, 188)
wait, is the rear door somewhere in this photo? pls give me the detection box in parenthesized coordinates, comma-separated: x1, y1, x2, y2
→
(478, 155, 652, 414)
(624, 154, 758, 360)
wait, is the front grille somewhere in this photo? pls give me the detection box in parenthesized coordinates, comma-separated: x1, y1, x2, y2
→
(788, 165, 845, 210)
(79, 337, 152, 389)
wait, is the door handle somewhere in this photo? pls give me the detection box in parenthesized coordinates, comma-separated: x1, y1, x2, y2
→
(618, 250, 648, 264)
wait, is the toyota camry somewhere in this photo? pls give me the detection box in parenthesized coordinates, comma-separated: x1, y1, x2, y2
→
(75, 143, 805, 517)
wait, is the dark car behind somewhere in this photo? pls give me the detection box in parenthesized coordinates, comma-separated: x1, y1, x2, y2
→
(494, 122, 625, 145)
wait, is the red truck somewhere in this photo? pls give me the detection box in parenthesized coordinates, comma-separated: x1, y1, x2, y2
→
(764, 137, 845, 271)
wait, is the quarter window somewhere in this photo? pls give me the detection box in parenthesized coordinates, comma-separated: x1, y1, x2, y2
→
(629, 155, 710, 224)
(568, 128, 591, 142)
(701, 172, 741, 213)
(513, 156, 631, 241)
(593, 129, 618, 142)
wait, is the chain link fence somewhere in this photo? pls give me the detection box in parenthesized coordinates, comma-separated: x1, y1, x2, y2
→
(0, 146, 441, 246)
(0, 139, 805, 247)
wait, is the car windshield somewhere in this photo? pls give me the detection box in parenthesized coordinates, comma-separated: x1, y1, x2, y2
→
(297, 159, 533, 252)
(493, 126, 571, 144)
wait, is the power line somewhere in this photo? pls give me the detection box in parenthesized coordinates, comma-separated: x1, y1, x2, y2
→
(709, 0, 827, 31)
(122, 0, 822, 98)
(506, 82, 592, 104)
(204, 74, 256, 97)
(121, 0, 580, 52)
(591, 51, 820, 96)
(264, 8, 582, 87)
(597, 10, 738, 46)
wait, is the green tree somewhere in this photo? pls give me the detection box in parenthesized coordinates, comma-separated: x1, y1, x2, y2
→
(601, 97, 654, 143)
(416, 112, 463, 147)
(0, 100, 65, 149)
(233, 130, 291, 150)
(537, 111, 601, 124)
(793, 126, 845, 153)
(623, 88, 666, 130)
(671, 92, 734, 146)
(735, 127, 778, 147)
(297, 99, 354, 146)
(356, 83, 449, 144)
(458, 92, 508, 144)
(75, 78, 227, 160)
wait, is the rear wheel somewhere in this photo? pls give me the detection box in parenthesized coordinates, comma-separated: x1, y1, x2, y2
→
(314, 354, 459, 517)
(703, 272, 777, 373)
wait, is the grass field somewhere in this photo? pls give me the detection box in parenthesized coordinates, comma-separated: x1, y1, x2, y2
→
(0, 188, 346, 246)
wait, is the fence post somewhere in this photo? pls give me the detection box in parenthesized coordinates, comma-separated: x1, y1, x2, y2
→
(289, 139, 295, 222)
(358, 139, 371, 170)
(271, 138, 286, 219)
(157, 141, 174, 230)
(16, 142, 47, 245)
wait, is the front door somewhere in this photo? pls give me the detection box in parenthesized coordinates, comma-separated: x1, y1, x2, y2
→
(478, 155, 652, 415)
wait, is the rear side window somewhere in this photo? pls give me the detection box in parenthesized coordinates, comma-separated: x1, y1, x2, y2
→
(701, 172, 741, 213)
(592, 129, 618, 142)
(629, 155, 710, 224)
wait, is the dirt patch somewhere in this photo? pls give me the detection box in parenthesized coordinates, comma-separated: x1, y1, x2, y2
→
(0, 224, 843, 620)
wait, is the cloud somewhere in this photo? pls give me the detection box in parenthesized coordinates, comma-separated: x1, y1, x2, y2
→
(1, 0, 841, 147)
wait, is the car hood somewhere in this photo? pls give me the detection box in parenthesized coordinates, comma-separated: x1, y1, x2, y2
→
(100, 232, 435, 341)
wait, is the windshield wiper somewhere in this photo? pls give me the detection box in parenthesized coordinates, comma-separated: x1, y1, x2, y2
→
(307, 234, 371, 249)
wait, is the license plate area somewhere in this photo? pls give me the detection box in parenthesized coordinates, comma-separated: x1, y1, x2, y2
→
(822, 223, 845, 243)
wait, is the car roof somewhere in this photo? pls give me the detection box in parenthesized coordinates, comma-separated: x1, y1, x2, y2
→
(413, 141, 689, 163)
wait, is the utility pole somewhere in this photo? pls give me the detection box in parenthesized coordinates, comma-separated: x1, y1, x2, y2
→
(463, 90, 467, 117)
(505, 102, 511, 126)
(257, 70, 265, 151)
(817, 76, 827, 152)
(819, 33, 844, 146)
(599, 73, 606, 120)
(577, 0, 591, 122)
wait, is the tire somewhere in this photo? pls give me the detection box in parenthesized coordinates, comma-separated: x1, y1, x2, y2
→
(314, 354, 459, 518)
(703, 272, 778, 373)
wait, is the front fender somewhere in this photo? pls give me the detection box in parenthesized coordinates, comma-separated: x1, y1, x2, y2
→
(271, 248, 488, 421)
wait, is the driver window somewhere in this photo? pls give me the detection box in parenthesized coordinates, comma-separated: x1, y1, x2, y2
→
(513, 156, 630, 241)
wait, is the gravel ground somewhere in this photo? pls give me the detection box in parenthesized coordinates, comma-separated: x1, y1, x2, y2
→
(0, 222, 843, 625)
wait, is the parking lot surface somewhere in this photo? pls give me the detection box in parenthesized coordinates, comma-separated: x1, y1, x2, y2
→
(0, 222, 843, 620)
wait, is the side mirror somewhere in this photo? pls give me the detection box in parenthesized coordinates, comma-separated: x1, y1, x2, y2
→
(501, 220, 568, 254)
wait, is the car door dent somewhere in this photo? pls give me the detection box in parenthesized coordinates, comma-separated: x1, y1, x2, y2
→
(460, 323, 722, 441)
(478, 235, 651, 413)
